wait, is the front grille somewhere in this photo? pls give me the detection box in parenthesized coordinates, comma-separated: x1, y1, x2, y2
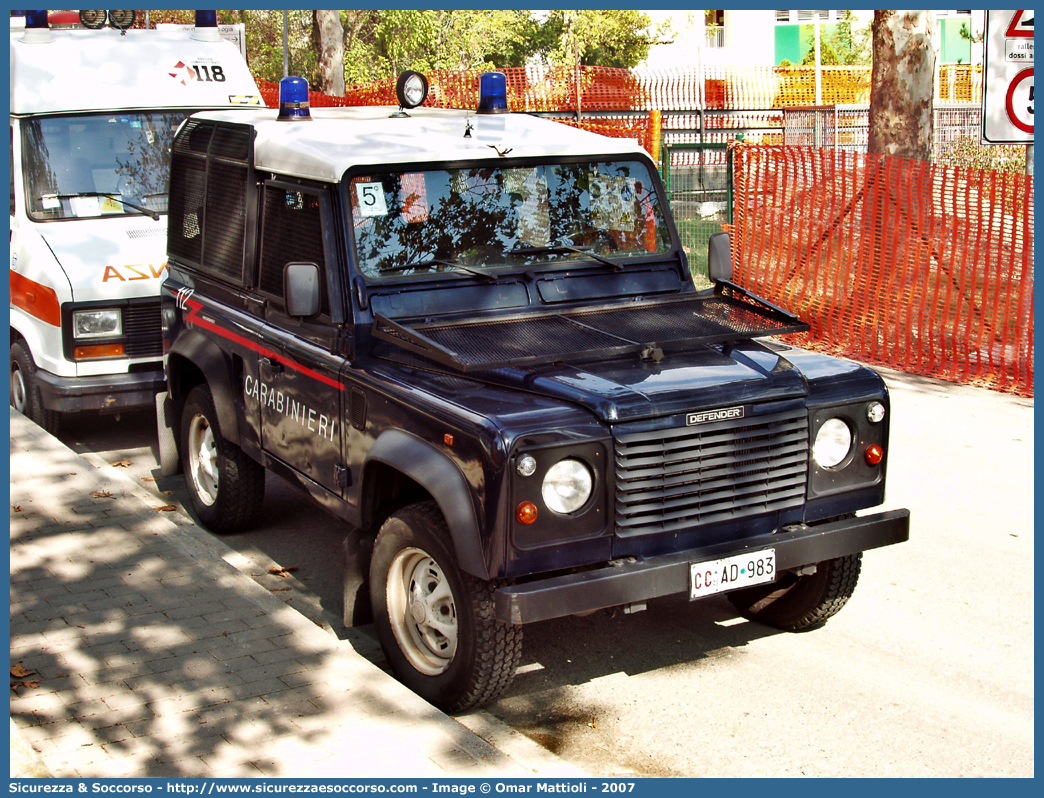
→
(614, 404, 808, 537)
(122, 301, 163, 358)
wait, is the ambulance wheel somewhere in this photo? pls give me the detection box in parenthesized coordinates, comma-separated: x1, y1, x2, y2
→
(180, 383, 264, 534)
(10, 341, 61, 435)
(727, 553, 862, 632)
(369, 501, 522, 713)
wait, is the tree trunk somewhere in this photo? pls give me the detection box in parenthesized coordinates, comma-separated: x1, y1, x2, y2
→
(314, 10, 345, 96)
(868, 10, 937, 160)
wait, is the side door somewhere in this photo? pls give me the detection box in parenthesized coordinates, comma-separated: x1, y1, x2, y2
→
(252, 180, 346, 497)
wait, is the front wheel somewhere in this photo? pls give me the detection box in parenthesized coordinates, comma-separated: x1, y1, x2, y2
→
(180, 383, 264, 534)
(727, 553, 862, 631)
(10, 341, 61, 435)
(369, 501, 522, 713)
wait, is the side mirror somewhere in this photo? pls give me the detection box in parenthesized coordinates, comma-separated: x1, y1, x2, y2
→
(284, 262, 321, 318)
(707, 232, 733, 283)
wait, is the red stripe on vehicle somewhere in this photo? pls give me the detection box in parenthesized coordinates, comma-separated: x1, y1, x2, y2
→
(184, 298, 346, 392)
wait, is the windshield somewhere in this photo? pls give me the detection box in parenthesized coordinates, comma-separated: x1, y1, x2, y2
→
(21, 111, 188, 221)
(348, 160, 673, 279)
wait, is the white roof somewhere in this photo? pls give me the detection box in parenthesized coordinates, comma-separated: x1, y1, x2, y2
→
(10, 28, 262, 115)
(193, 107, 650, 182)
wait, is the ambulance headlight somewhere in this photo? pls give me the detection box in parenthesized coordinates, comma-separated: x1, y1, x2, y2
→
(72, 309, 122, 339)
(395, 71, 429, 110)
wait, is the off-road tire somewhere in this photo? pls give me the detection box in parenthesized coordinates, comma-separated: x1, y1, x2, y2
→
(727, 553, 862, 631)
(369, 501, 522, 713)
(180, 383, 264, 534)
(10, 341, 61, 435)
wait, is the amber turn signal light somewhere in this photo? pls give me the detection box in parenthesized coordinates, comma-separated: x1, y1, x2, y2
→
(516, 501, 538, 525)
(74, 343, 124, 359)
(865, 443, 884, 466)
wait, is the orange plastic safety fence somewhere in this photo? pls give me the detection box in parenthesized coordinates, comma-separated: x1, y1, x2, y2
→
(731, 146, 1034, 396)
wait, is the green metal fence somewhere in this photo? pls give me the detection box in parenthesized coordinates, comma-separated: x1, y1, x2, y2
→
(661, 143, 733, 289)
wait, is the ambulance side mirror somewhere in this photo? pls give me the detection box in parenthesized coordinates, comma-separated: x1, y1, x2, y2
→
(284, 262, 321, 318)
(707, 232, 733, 283)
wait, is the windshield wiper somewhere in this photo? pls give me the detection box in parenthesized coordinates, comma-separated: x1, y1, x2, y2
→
(511, 244, 623, 272)
(45, 192, 160, 221)
(381, 258, 497, 282)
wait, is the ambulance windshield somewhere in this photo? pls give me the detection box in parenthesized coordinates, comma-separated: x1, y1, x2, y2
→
(348, 160, 673, 280)
(21, 111, 188, 221)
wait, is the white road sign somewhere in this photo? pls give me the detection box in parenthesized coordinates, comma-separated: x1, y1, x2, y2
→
(983, 10, 1034, 142)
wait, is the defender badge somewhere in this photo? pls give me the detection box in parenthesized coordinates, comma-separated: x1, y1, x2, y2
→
(687, 406, 745, 425)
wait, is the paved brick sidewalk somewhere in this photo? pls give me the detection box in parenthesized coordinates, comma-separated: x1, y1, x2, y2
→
(9, 409, 582, 779)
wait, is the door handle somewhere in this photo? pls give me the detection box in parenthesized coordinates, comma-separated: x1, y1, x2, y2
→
(260, 355, 284, 374)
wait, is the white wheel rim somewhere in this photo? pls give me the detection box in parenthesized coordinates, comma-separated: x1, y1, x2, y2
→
(386, 547, 458, 676)
(187, 412, 219, 506)
(11, 364, 27, 413)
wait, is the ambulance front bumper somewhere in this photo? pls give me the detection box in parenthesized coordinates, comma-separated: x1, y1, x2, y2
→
(35, 368, 166, 413)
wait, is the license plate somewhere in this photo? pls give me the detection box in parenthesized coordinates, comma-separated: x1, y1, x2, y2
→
(690, 549, 776, 599)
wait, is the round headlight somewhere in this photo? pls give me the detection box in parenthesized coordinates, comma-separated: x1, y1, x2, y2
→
(813, 418, 852, 469)
(541, 458, 593, 514)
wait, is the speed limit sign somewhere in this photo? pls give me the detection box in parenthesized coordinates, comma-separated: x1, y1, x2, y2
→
(1005, 67, 1034, 134)
(983, 10, 1034, 142)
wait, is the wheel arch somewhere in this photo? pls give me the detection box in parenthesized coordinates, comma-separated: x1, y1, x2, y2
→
(361, 429, 489, 580)
(167, 329, 240, 443)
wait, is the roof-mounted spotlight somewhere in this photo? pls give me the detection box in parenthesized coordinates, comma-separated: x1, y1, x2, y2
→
(22, 9, 53, 43)
(392, 71, 428, 118)
(477, 72, 509, 114)
(77, 10, 106, 29)
(191, 10, 222, 42)
(277, 76, 312, 121)
(108, 10, 136, 31)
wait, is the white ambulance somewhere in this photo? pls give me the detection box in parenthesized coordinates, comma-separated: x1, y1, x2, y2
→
(9, 10, 262, 433)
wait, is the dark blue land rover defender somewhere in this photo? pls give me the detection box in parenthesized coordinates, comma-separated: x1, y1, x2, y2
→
(159, 74, 910, 712)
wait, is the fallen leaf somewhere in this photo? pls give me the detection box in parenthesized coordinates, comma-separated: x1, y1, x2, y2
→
(141, 477, 156, 482)
(155, 505, 177, 512)
(12, 506, 22, 513)
(268, 566, 299, 578)
(162, 490, 174, 496)
(10, 663, 34, 679)
(111, 460, 131, 468)
(90, 490, 113, 499)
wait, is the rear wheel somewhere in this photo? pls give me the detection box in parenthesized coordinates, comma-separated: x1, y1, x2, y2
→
(369, 501, 522, 712)
(10, 341, 61, 435)
(727, 553, 862, 631)
(180, 383, 264, 534)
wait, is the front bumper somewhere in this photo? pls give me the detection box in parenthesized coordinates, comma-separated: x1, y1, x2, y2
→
(35, 368, 166, 413)
(495, 509, 910, 624)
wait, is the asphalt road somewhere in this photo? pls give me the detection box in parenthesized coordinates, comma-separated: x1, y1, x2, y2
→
(56, 368, 1034, 778)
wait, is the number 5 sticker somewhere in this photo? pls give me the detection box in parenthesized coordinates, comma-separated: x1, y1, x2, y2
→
(355, 182, 388, 217)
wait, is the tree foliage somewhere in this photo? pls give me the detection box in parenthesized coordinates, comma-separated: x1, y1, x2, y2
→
(139, 10, 660, 90)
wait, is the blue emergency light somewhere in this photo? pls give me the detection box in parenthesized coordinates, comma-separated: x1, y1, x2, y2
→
(23, 9, 49, 28)
(191, 10, 222, 42)
(20, 9, 52, 42)
(278, 76, 312, 121)
(477, 72, 509, 114)
(195, 10, 217, 28)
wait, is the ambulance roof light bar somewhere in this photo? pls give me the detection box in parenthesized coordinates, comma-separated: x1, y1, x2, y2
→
(277, 76, 312, 121)
(21, 9, 52, 43)
(191, 10, 222, 42)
